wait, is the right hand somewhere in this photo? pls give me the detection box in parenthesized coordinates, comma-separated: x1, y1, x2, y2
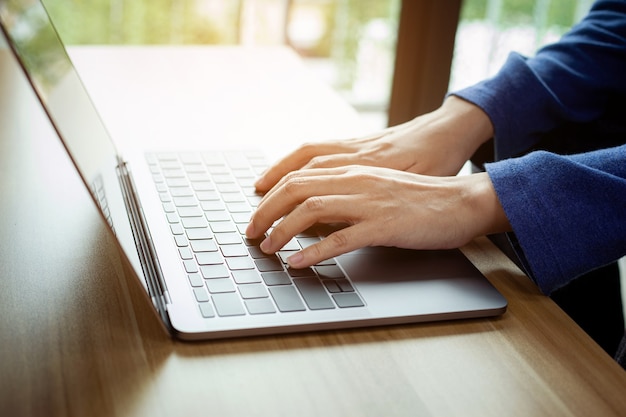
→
(254, 96, 494, 193)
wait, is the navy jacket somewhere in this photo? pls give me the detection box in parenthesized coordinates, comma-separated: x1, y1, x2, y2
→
(453, 0, 626, 295)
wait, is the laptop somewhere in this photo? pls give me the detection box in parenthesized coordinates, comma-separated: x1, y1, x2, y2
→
(0, 0, 506, 340)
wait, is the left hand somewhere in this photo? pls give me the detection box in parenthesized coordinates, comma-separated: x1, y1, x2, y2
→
(246, 166, 510, 269)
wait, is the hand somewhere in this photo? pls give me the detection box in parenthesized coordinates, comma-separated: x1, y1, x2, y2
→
(254, 96, 494, 192)
(246, 166, 510, 269)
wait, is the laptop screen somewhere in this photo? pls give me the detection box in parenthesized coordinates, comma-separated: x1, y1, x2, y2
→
(0, 0, 146, 286)
(0, 0, 121, 201)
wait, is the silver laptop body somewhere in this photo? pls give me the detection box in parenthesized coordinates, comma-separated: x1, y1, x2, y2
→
(0, 0, 506, 340)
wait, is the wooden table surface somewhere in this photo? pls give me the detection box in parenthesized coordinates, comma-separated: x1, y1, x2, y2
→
(1, 46, 625, 417)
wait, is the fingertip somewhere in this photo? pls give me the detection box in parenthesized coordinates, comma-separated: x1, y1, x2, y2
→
(245, 221, 256, 238)
(254, 176, 267, 191)
(287, 251, 305, 268)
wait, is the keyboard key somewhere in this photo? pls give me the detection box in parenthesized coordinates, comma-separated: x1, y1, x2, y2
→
(287, 267, 316, 277)
(179, 247, 193, 260)
(244, 237, 264, 246)
(255, 258, 283, 272)
(247, 246, 267, 259)
(212, 174, 235, 184)
(187, 273, 204, 287)
(200, 264, 230, 279)
(247, 195, 263, 207)
(190, 239, 218, 252)
(245, 298, 276, 315)
(280, 239, 301, 251)
(206, 278, 236, 294)
(193, 287, 210, 302)
(170, 187, 193, 197)
(336, 278, 355, 292)
(181, 217, 208, 229)
(188, 173, 212, 182)
(186, 228, 212, 240)
(166, 178, 189, 187)
(221, 192, 245, 203)
(210, 221, 237, 233)
(277, 250, 299, 264)
(183, 260, 198, 273)
(323, 280, 341, 293)
(269, 286, 306, 312)
(293, 278, 335, 310)
(163, 202, 176, 213)
(231, 212, 252, 224)
(220, 244, 248, 257)
(178, 206, 203, 217)
(297, 237, 320, 248)
(262, 271, 292, 286)
(192, 181, 214, 191)
(174, 235, 188, 247)
(315, 265, 345, 279)
(217, 183, 240, 193)
(205, 211, 231, 222)
(173, 196, 197, 207)
(199, 302, 216, 318)
(159, 160, 181, 169)
(238, 283, 268, 299)
(197, 191, 220, 202)
(200, 201, 225, 211)
(225, 257, 255, 270)
(195, 252, 223, 265)
(162, 168, 185, 178)
(170, 223, 184, 235)
(333, 292, 365, 308)
(232, 270, 262, 284)
(212, 293, 246, 316)
(226, 202, 250, 213)
(214, 232, 242, 245)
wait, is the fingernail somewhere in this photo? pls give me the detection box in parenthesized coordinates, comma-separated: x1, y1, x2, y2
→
(254, 177, 266, 190)
(260, 236, 272, 253)
(245, 220, 256, 238)
(287, 251, 304, 268)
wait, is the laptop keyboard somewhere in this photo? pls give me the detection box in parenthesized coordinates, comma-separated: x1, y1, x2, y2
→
(146, 152, 364, 319)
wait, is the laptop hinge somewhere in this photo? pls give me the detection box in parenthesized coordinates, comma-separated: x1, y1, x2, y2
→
(116, 157, 172, 325)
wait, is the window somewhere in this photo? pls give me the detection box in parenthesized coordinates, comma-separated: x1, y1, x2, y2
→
(43, 0, 400, 130)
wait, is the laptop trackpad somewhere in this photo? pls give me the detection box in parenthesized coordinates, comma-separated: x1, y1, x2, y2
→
(337, 247, 507, 317)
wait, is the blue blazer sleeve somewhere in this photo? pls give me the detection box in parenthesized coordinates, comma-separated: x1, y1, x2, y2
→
(485, 145, 626, 294)
(453, 0, 626, 160)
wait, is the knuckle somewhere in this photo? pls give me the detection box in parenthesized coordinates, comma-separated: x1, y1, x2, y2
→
(307, 242, 326, 260)
(347, 170, 372, 184)
(282, 173, 305, 196)
(302, 196, 325, 212)
(299, 142, 321, 159)
(307, 155, 330, 169)
(325, 230, 350, 250)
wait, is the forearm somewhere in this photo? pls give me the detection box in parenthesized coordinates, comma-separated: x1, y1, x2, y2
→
(485, 145, 626, 294)
(397, 95, 495, 176)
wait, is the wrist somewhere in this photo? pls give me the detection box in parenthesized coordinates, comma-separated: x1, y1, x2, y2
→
(461, 172, 511, 239)
(440, 95, 494, 155)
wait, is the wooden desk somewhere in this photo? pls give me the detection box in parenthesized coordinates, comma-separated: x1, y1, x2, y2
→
(1, 46, 625, 417)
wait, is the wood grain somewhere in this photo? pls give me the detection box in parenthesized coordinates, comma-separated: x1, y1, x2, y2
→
(1, 46, 625, 417)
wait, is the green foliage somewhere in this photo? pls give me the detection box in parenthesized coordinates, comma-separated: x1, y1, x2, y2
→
(461, 0, 580, 29)
(43, 0, 239, 45)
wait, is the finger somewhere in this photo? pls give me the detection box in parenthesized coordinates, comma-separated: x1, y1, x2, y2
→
(260, 194, 360, 253)
(287, 223, 373, 269)
(258, 165, 348, 206)
(250, 167, 364, 239)
(254, 141, 361, 192)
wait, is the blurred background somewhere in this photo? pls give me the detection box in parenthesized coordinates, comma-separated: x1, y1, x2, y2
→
(42, 0, 592, 130)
